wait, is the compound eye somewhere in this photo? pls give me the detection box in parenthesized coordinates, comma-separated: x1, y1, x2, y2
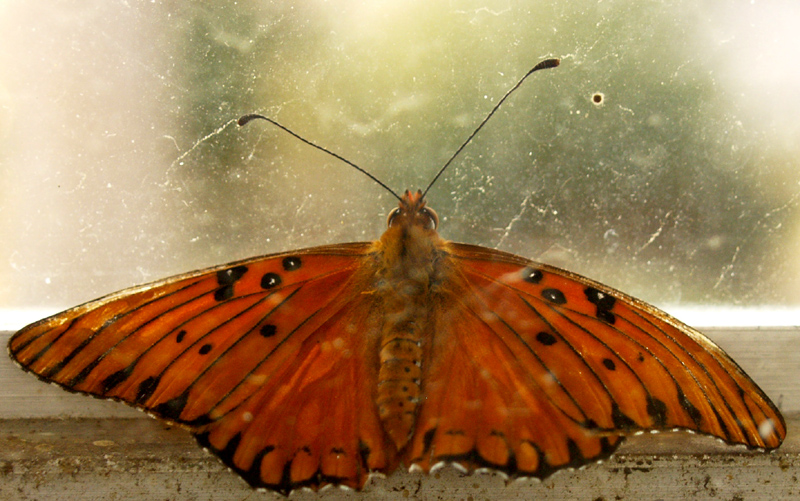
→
(420, 207, 438, 230)
(387, 208, 402, 227)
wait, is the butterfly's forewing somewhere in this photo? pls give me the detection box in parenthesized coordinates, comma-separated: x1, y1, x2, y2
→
(406, 242, 785, 477)
(9, 243, 397, 492)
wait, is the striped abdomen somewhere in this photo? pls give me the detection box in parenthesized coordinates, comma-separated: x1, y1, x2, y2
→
(375, 278, 428, 450)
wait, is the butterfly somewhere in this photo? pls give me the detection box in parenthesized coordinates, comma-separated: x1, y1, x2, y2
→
(8, 59, 785, 495)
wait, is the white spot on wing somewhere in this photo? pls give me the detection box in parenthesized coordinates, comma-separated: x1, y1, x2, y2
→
(451, 462, 468, 474)
(758, 419, 776, 441)
(408, 463, 424, 473)
(430, 461, 447, 473)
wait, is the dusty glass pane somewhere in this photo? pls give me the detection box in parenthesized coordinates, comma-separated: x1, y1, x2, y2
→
(1, 1, 798, 327)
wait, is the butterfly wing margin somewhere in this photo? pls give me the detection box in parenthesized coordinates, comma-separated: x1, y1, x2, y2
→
(406, 242, 784, 478)
(9, 243, 396, 491)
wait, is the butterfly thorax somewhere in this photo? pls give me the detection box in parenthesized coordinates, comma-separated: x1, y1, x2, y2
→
(372, 190, 446, 450)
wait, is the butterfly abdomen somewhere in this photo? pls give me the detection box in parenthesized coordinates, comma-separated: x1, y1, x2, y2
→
(375, 276, 429, 451)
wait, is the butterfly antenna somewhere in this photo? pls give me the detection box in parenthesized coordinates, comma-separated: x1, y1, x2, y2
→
(422, 58, 560, 198)
(238, 114, 402, 201)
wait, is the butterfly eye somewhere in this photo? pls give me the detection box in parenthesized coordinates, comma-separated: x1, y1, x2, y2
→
(420, 207, 438, 230)
(387, 208, 402, 227)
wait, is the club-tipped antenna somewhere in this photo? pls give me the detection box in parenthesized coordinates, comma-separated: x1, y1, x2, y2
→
(422, 57, 560, 198)
(240, 58, 559, 203)
(238, 114, 402, 201)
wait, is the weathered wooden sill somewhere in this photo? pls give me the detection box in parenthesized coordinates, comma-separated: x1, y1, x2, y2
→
(1, 416, 797, 500)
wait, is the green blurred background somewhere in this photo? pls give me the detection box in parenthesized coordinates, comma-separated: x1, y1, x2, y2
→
(1, 1, 798, 326)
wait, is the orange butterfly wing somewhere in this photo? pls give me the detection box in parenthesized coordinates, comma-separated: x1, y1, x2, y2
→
(8, 243, 397, 493)
(405, 242, 785, 476)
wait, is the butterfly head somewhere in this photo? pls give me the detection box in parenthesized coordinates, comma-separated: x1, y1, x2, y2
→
(387, 189, 439, 231)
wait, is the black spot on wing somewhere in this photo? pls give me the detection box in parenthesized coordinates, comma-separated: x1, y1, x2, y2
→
(176, 330, 187, 343)
(541, 288, 566, 305)
(282, 256, 302, 271)
(198, 343, 213, 355)
(536, 331, 557, 346)
(602, 358, 616, 371)
(596, 309, 616, 324)
(194, 430, 212, 448)
(611, 403, 637, 430)
(214, 285, 235, 302)
(584, 287, 616, 324)
(260, 324, 277, 338)
(101, 365, 134, 393)
(136, 375, 160, 403)
(153, 391, 189, 421)
(522, 267, 543, 284)
(584, 287, 615, 310)
(214, 266, 249, 302)
(186, 413, 214, 427)
(217, 265, 249, 286)
(647, 396, 669, 427)
(565, 438, 584, 464)
(261, 272, 281, 290)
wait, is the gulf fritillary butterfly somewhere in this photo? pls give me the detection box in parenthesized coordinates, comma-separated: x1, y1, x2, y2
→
(8, 59, 785, 495)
